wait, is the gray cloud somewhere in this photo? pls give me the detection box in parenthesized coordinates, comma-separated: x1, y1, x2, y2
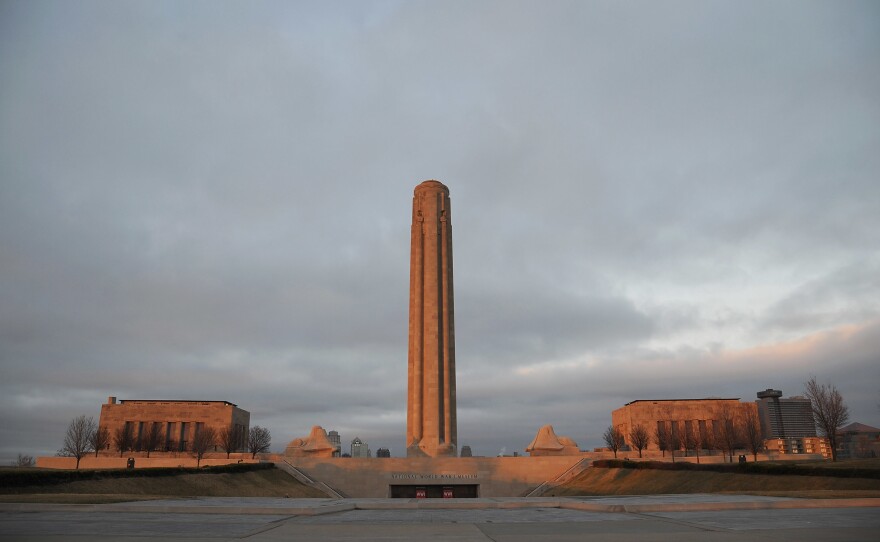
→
(1, 0, 879, 460)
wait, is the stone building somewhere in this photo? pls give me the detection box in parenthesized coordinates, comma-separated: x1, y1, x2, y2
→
(836, 422, 880, 459)
(764, 435, 831, 459)
(611, 398, 756, 452)
(99, 396, 249, 453)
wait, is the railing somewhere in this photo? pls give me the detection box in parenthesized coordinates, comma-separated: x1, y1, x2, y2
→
(524, 458, 591, 497)
(278, 460, 346, 499)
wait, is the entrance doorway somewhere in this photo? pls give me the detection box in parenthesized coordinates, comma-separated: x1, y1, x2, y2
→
(389, 485, 479, 498)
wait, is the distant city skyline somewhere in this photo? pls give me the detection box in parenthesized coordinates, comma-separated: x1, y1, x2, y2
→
(1, 1, 878, 461)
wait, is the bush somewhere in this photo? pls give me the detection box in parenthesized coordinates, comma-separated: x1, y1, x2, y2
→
(590, 459, 880, 479)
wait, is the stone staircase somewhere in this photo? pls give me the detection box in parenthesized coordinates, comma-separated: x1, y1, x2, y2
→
(523, 458, 591, 497)
(276, 460, 346, 498)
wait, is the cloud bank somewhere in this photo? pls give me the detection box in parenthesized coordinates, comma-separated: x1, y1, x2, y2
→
(1, 0, 878, 459)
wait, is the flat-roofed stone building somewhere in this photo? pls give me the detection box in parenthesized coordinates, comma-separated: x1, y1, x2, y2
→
(611, 398, 756, 452)
(99, 396, 249, 453)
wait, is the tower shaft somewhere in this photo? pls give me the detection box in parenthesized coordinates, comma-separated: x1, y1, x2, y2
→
(407, 180, 457, 457)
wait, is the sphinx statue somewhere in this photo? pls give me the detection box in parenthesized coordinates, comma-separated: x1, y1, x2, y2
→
(284, 425, 337, 458)
(525, 424, 580, 456)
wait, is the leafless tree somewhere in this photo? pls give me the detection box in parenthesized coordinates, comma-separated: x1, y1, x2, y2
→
(248, 426, 272, 459)
(141, 423, 163, 458)
(602, 425, 625, 458)
(219, 425, 244, 458)
(740, 408, 763, 462)
(676, 423, 690, 458)
(715, 405, 740, 462)
(670, 423, 679, 462)
(114, 424, 134, 457)
(11, 453, 35, 467)
(89, 425, 110, 457)
(629, 424, 650, 458)
(191, 426, 217, 467)
(702, 423, 716, 457)
(805, 376, 850, 461)
(58, 415, 96, 469)
(687, 424, 703, 464)
(654, 423, 670, 458)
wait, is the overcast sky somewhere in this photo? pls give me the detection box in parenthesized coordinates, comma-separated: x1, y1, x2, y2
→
(1, 0, 878, 460)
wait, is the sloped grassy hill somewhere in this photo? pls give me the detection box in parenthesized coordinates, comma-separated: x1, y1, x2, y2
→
(0, 463, 326, 502)
(548, 459, 880, 498)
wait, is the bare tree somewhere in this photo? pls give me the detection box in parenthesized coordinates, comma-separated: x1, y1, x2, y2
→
(58, 415, 96, 469)
(219, 425, 244, 458)
(89, 425, 110, 457)
(141, 423, 163, 458)
(602, 425, 625, 458)
(670, 422, 680, 462)
(702, 422, 716, 457)
(191, 426, 217, 467)
(248, 426, 272, 459)
(676, 423, 689, 458)
(740, 408, 763, 462)
(805, 376, 850, 461)
(715, 406, 740, 463)
(654, 423, 670, 458)
(11, 453, 35, 467)
(687, 424, 703, 464)
(629, 424, 650, 458)
(114, 424, 134, 457)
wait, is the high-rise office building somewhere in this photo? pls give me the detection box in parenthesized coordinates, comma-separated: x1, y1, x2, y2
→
(756, 389, 829, 457)
(350, 437, 371, 458)
(756, 389, 817, 438)
(327, 430, 342, 457)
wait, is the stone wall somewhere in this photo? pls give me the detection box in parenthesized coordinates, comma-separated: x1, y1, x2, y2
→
(36, 454, 260, 469)
(284, 456, 584, 498)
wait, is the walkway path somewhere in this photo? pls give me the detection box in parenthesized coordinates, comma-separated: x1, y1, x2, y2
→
(2, 495, 878, 541)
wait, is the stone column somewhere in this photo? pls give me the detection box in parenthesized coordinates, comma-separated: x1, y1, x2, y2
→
(407, 180, 457, 457)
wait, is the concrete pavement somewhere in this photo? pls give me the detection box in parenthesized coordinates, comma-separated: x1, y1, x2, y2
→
(1, 495, 878, 541)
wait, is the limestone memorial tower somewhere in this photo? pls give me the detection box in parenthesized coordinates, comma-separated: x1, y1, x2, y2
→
(407, 180, 457, 457)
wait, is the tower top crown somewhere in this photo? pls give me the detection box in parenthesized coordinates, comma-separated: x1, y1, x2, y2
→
(414, 180, 448, 194)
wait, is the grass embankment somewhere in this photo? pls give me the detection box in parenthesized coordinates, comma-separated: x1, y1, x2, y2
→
(0, 463, 327, 503)
(548, 458, 880, 498)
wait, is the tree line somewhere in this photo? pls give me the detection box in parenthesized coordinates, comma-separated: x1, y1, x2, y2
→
(58, 417, 273, 468)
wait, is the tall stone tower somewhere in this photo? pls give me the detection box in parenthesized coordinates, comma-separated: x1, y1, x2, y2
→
(407, 180, 457, 457)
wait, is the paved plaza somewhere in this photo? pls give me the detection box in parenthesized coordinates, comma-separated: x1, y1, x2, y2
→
(1, 495, 878, 541)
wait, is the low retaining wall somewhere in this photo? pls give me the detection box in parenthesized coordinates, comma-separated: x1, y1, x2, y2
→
(285, 456, 585, 498)
(35, 456, 260, 469)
